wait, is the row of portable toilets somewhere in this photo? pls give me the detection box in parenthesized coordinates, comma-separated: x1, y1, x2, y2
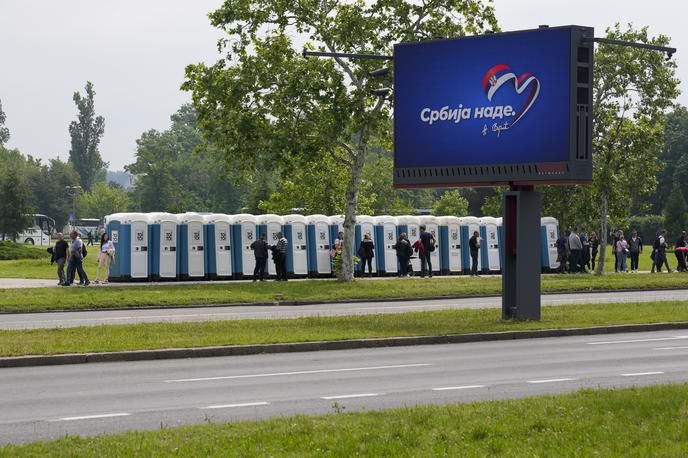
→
(103, 213, 561, 282)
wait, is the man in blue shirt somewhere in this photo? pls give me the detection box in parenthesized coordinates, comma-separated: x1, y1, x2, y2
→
(64, 230, 90, 286)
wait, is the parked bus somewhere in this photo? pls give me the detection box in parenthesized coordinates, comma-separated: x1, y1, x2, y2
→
(12, 214, 55, 246)
(68, 218, 102, 240)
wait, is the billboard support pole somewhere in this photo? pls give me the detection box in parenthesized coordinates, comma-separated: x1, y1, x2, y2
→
(502, 185, 541, 320)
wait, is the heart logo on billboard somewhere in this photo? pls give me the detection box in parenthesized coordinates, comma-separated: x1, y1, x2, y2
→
(482, 64, 540, 127)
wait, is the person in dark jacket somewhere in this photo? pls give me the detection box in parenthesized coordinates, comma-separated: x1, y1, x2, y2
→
(675, 231, 687, 272)
(250, 233, 269, 282)
(555, 231, 569, 274)
(272, 232, 289, 281)
(393, 232, 412, 277)
(469, 230, 481, 277)
(358, 233, 375, 277)
(52, 232, 69, 286)
(418, 225, 436, 278)
(589, 232, 600, 271)
(628, 230, 643, 273)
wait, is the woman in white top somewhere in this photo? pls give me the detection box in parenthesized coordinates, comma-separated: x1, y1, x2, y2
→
(94, 233, 115, 284)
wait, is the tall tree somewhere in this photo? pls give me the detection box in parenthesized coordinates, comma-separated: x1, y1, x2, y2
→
(592, 25, 679, 274)
(26, 157, 80, 230)
(432, 190, 469, 217)
(77, 182, 131, 219)
(664, 181, 688, 242)
(69, 81, 106, 191)
(0, 149, 32, 239)
(183, 0, 497, 280)
(0, 99, 10, 147)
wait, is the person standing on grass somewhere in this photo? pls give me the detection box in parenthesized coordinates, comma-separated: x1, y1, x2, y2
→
(418, 225, 436, 278)
(250, 233, 269, 282)
(675, 231, 687, 272)
(87, 230, 94, 246)
(52, 232, 69, 286)
(273, 232, 289, 281)
(628, 230, 643, 273)
(568, 227, 582, 274)
(469, 230, 481, 277)
(393, 232, 411, 277)
(615, 232, 629, 273)
(555, 230, 568, 274)
(579, 227, 589, 272)
(589, 232, 600, 271)
(93, 233, 115, 285)
(358, 233, 375, 278)
(653, 229, 672, 273)
(64, 230, 89, 286)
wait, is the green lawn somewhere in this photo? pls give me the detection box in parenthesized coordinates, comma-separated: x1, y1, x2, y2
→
(4, 383, 688, 456)
(2, 300, 688, 357)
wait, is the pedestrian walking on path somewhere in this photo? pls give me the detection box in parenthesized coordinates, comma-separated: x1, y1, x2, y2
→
(93, 233, 115, 285)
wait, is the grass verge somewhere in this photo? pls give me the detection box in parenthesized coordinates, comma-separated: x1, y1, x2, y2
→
(2, 301, 688, 357)
(1, 273, 688, 313)
(4, 383, 688, 456)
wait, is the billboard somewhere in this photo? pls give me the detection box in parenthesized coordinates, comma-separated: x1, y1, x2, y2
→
(393, 26, 593, 187)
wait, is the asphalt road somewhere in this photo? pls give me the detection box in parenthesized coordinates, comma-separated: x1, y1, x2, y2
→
(2, 289, 688, 330)
(2, 329, 688, 445)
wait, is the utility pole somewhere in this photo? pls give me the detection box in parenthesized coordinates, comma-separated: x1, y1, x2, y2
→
(65, 185, 82, 225)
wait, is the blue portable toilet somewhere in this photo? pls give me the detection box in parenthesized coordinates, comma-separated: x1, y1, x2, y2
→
(397, 215, 421, 273)
(105, 212, 149, 282)
(230, 214, 257, 279)
(438, 216, 462, 275)
(204, 214, 233, 280)
(148, 212, 178, 280)
(176, 212, 206, 280)
(257, 214, 282, 278)
(282, 214, 308, 278)
(305, 214, 332, 277)
(479, 217, 501, 273)
(419, 215, 441, 276)
(541, 217, 560, 272)
(459, 216, 482, 274)
(374, 215, 398, 276)
(354, 215, 377, 276)
(496, 217, 504, 271)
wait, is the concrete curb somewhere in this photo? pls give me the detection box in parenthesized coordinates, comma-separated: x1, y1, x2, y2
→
(3, 321, 688, 368)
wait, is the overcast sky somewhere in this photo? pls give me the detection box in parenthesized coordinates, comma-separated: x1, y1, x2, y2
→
(1, 0, 686, 170)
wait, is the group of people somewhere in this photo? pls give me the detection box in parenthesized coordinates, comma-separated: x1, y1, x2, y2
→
(48, 231, 115, 286)
(249, 232, 289, 281)
(390, 225, 439, 277)
(556, 226, 688, 274)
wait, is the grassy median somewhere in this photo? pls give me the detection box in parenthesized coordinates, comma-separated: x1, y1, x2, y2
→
(1, 273, 688, 314)
(2, 300, 688, 357)
(3, 383, 688, 456)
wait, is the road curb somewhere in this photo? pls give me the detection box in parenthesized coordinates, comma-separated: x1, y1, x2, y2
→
(3, 321, 688, 368)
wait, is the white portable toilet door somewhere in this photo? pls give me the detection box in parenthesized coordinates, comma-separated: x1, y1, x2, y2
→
(292, 223, 308, 275)
(427, 224, 440, 272)
(215, 222, 232, 276)
(546, 223, 559, 269)
(408, 223, 421, 272)
(130, 221, 148, 279)
(241, 224, 256, 276)
(360, 222, 377, 273)
(188, 222, 205, 277)
(449, 224, 461, 272)
(266, 223, 281, 276)
(486, 224, 500, 271)
(160, 222, 177, 278)
(316, 223, 331, 274)
(383, 223, 397, 273)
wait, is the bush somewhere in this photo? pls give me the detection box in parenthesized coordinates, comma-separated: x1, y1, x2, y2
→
(627, 215, 664, 244)
(0, 240, 48, 260)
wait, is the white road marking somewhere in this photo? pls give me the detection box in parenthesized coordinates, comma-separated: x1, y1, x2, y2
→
(621, 371, 664, 377)
(654, 346, 688, 351)
(202, 402, 269, 409)
(432, 385, 486, 391)
(49, 413, 131, 422)
(527, 378, 576, 384)
(587, 336, 688, 345)
(165, 363, 432, 383)
(321, 393, 380, 400)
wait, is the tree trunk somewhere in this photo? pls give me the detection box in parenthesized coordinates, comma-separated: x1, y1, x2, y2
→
(596, 193, 608, 275)
(338, 145, 367, 281)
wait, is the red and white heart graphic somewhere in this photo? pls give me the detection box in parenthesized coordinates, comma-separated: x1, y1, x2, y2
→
(482, 64, 540, 127)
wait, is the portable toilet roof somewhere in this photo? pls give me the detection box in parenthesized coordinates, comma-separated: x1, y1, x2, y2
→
(282, 214, 306, 224)
(104, 213, 126, 225)
(418, 215, 438, 226)
(176, 212, 205, 225)
(203, 213, 232, 224)
(357, 215, 375, 225)
(373, 215, 398, 225)
(437, 216, 460, 225)
(121, 212, 150, 224)
(396, 215, 420, 225)
(328, 215, 345, 225)
(459, 216, 481, 225)
(148, 212, 178, 225)
(305, 214, 329, 225)
(496, 217, 503, 225)
(229, 214, 257, 224)
(479, 216, 500, 225)
(541, 216, 558, 225)
(256, 213, 282, 225)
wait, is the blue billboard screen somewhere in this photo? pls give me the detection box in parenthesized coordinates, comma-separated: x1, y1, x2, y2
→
(394, 27, 573, 170)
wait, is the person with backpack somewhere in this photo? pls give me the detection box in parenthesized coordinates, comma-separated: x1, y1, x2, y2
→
(418, 225, 436, 278)
(250, 233, 269, 282)
(357, 233, 375, 277)
(469, 230, 481, 277)
(64, 230, 89, 286)
(393, 232, 412, 277)
(653, 229, 672, 273)
(93, 233, 115, 285)
(628, 230, 643, 273)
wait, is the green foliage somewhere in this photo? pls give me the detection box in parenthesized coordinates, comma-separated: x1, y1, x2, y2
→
(648, 107, 688, 214)
(0, 98, 10, 147)
(664, 182, 688, 241)
(627, 214, 664, 243)
(480, 190, 504, 217)
(432, 190, 469, 216)
(0, 241, 46, 260)
(26, 158, 80, 230)
(68, 82, 107, 191)
(0, 148, 32, 239)
(77, 182, 131, 219)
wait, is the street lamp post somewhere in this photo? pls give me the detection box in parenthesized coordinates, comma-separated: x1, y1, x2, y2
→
(65, 185, 82, 225)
